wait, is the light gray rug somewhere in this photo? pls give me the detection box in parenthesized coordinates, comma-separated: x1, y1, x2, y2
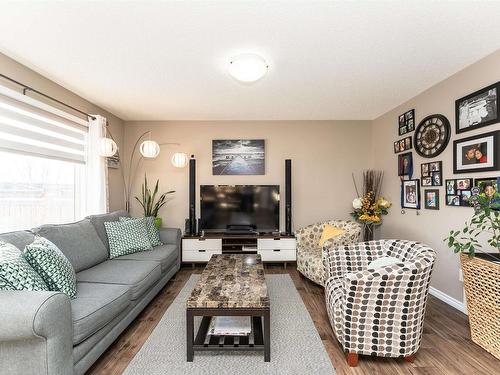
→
(124, 274, 335, 375)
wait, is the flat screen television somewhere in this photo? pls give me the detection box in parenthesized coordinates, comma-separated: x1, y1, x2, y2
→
(200, 185, 280, 234)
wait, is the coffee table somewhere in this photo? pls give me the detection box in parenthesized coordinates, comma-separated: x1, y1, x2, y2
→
(186, 254, 270, 362)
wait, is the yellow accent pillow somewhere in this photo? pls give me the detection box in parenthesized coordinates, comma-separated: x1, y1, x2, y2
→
(318, 225, 345, 247)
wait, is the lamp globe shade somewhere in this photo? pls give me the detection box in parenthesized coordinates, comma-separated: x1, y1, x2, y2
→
(98, 137, 118, 157)
(171, 152, 188, 168)
(140, 140, 160, 158)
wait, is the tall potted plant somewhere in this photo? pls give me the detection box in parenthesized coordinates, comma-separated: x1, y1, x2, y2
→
(135, 174, 175, 228)
(444, 191, 500, 359)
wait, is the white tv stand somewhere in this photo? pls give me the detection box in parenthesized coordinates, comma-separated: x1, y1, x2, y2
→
(181, 233, 296, 267)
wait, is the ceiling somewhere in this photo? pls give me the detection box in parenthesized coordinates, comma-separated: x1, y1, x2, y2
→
(1, 1, 500, 121)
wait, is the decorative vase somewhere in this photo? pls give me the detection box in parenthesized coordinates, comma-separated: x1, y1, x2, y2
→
(460, 253, 500, 360)
(363, 223, 374, 241)
(154, 217, 162, 229)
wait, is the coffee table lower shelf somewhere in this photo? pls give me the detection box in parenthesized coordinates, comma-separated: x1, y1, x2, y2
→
(193, 316, 264, 351)
(186, 309, 270, 362)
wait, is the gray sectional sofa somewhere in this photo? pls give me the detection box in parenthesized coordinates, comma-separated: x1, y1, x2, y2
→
(0, 210, 181, 375)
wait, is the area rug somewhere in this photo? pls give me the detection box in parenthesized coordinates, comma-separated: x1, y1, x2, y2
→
(124, 274, 335, 375)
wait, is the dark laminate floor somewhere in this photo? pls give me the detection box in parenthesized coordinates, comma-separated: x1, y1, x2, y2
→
(87, 266, 499, 375)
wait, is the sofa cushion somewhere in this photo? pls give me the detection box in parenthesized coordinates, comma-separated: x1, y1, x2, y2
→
(117, 244, 177, 272)
(87, 210, 129, 251)
(120, 217, 163, 247)
(24, 237, 77, 298)
(34, 219, 108, 272)
(76, 260, 161, 300)
(0, 230, 35, 251)
(0, 241, 49, 291)
(105, 219, 153, 259)
(71, 282, 131, 345)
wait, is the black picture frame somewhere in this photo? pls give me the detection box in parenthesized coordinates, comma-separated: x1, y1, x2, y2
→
(398, 109, 415, 136)
(402, 179, 420, 209)
(398, 152, 413, 176)
(453, 130, 499, 174)
(393, 136, 412, 154)
(456, 81, 500, 134)
(424, 189, 440, 210)
(212, 139, 265, 175)
(420, 161, 442, 186)
(445, 178, 473, 207)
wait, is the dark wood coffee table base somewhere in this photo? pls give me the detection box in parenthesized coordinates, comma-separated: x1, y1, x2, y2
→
(186, 308, 270, 362)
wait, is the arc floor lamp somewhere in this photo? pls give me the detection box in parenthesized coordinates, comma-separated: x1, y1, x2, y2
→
(99, 127, 188, 211)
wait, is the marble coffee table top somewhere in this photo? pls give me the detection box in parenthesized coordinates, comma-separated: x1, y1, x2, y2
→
(187, 254, 270, 309)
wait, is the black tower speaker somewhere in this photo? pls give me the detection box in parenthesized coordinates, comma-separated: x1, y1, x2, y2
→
(188, 156, 197, 235)
(285, 159, 292, 235)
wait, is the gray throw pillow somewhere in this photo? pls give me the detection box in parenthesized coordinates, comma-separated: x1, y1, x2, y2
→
(119, 216, 163, 247)
(0, 241, 49, 291)
(24, 237, 77, 299)
(105, 219, 153, 259)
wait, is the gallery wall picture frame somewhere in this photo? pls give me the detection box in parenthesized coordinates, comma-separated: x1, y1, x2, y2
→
(421, 161, 442, 186)
(398, 109, 415, 136)
(445, 178, 473, 207)
(393, 136, 413, 154)
(453, 130, 499, 174)
(402, 179, 420, 209)
(456, 81, 500, 134)
(474, 177, 500, 210)
(398, 152, 413, 176)
(424, 189, 440, 210)
(212, 139, 265, 175)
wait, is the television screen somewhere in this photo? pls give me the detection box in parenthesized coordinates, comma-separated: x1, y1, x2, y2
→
(200, 185, 280, 233)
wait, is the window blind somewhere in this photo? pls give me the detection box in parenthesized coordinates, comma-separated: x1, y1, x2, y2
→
(0, 92, 87, 164)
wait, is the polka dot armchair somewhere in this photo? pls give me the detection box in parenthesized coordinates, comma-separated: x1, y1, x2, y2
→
(324, 240, 436, 366)
(295, 220, 362, 286)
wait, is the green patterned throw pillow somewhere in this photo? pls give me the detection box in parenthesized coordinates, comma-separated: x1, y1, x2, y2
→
(24, 237, 77, 299)
(104, 219, 153, 259)
(0, 241, 49, 291)
(119, 216, 163, 247)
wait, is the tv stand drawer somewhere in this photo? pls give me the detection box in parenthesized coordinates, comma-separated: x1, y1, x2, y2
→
(257, 249, 296, 262)
(182, 238, 222, 251)
(257, 238, 296, 250)
(183, 249, 222, 262)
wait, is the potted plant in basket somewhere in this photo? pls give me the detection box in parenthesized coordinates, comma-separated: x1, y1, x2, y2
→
(135, 174, 175, 228)
(444, 189, 500, 360)
(351, 170, 392, 241)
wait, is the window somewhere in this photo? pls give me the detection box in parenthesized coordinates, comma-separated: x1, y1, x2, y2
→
(0, 151, 86, 232)
(0, 86, 89, 232)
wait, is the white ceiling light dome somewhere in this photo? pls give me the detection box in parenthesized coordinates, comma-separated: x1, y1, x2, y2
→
(228, 53, 269, 83)
(140, 140, 160, 158)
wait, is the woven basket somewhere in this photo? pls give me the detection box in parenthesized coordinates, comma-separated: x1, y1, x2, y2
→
(460, 253, 500, 360)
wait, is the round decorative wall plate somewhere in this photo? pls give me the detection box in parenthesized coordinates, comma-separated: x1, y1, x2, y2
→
(414, 114, 451, 158)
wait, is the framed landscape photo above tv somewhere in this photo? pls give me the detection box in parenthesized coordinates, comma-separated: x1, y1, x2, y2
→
(453, 131, 499, 174)
(212, 139, 265, 175)
(456, 81, 500, 134)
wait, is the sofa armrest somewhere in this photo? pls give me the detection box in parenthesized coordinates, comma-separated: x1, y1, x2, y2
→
(0, 291, 73, 375)
(159, 227, 181, 246)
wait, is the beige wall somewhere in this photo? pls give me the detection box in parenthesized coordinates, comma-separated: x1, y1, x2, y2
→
(124, 121, 372, 231)
(0, 52, 125, 211)
(372, 49, 500, 302)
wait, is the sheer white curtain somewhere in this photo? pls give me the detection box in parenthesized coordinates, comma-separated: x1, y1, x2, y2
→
(86, 115, 109, 215)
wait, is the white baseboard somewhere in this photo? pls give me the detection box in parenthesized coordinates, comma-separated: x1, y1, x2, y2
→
(429, 286, 468, 315)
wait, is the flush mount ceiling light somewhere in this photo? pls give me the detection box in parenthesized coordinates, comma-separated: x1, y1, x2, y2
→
(228, 53, 269, 83)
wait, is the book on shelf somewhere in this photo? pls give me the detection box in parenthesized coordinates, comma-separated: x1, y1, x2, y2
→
(209, 316, 251, 336)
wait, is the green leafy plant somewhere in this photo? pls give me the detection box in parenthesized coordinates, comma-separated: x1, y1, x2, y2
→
(444, 195, 500, 258)
(135, 174, 175, 218)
